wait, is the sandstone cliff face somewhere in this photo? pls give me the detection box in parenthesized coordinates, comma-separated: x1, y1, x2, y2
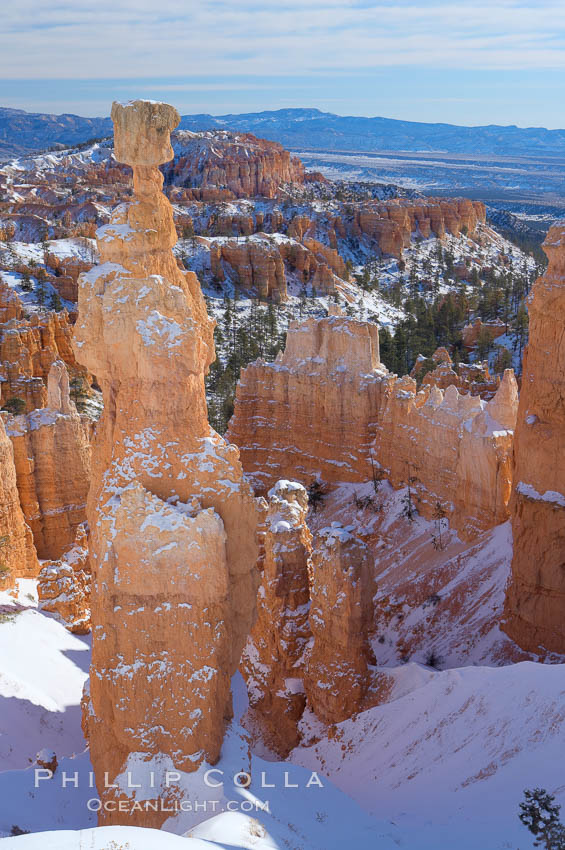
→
(241, 480, 312, 755)
(38, 523, 91, 633)
(302, 238, 347, 279)
(503, 224, 565, 653)
(5, 361, 90, 559)
(0, 307, 83, 412)
(229, 313, 517, 539)
(411, 347, 501, 399)
(165, 130, 305, 200)
(227, 312, 387, 492)
(210, 237, 287, 301)
(0, 414, 38, 588)
(350, 198, 485, 258)
(45, 254, 93, 302)
(462, 318, 506, 350)
(206, 234, 350, 301)
(75, 100, 261, 824)
(241, 483, 382, 741)
(374, 371, 517, 539)
(311, 262, 339, 295)
(0, 281, 24, 323)
(304, 523, 376, 725)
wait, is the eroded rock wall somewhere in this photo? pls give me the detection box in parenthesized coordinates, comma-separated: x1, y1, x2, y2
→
(374, 371, 517, 539)
(303, 523, 376, 725)
(0, 303, 84, 412)
(350, 198, 486, 258)
(5, 361, 91, 559)
(240, 480, 312, 755)
(227, 311, 388, 492)
(210, 238, 287, 301)
(0, 414, 38, 588)
(165, 130, 305, 200)
(503, 224, 565, 653)
(38, 522, 91, 633)
(229, 313, 517, 539)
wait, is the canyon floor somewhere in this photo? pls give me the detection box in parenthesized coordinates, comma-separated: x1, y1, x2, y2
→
(1, 489, 564, 848)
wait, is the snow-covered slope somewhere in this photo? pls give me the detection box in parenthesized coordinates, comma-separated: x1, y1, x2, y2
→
(0, 585, 392, 847)
(292, 660, 565, 850)
(4, 592, 563, 850)
(0, 582, 89, 772)
(1, 825, 215, 849)
(307, 483, 526, 668)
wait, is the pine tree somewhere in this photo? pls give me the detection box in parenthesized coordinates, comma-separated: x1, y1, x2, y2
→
(20, 271, 33, 293)
(307, 480, 327, 513)
(401, 464, 419, 522)
(378, 326, 393, 370)
(49, 291, 63, 311)
(70, 375, 89, 410)
(519, 789, 565, 849)
(35, 281, 46, 306)
(476, 326, 493, 360)
(431, 501, 448, 551)
(512, 304, 529, 367)
(1, 397, 26, 415)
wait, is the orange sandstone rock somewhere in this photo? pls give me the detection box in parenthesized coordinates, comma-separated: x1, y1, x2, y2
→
(287, 215, 313, 240)
(229, 313, 517, 539)
(303, 523, 376, 724)
(412, 346, 502, 399)
(462, 318, 506, 350)
(75, 100, 261, 824)
(277, 239, 316, 281)
(206, 233, 351, 301)
(5, 361, 90, 559)
(165, 130, 305, 200)
(349, 198, 485, 258)
(303, 238, 347, 279)
(212, 237, 287, 301)
(374, 372, 517, 539)
(503, 224, 565, 653)
(38, 523, 91, 633)
(111, 99, 179, 166)
(0, 414, 38, 587)
(241, 480, 312, 755)
(227, 313, 387, 493)
(0, 279, 24, 322)
(0, 309, 84, 412)
(311, 262, 339, 295)
(46, 255, 93, 302)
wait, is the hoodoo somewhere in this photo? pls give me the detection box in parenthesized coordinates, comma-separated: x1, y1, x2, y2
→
(241, 479, 312, 756)
(5, 360, 91, 559)
(73, 100, 262, 824)
(0, 412, 38, 589)
(503, 223, 565, 654)
(304, 523, 377, 724)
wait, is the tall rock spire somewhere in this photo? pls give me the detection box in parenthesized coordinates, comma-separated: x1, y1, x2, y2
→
(503, 223, 565, 653)
(74, 100, 262, 824)
(240, 480, 312, 756)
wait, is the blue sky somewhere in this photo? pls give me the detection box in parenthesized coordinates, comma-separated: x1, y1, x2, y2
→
(1, 0, 564, 128)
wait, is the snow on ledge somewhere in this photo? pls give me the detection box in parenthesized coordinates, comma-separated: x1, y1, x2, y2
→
(0, 825, 215, 849)
(516, 481, 565, 508)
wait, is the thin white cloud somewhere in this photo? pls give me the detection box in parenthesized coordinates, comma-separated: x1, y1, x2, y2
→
(1, 0, 565, 79)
